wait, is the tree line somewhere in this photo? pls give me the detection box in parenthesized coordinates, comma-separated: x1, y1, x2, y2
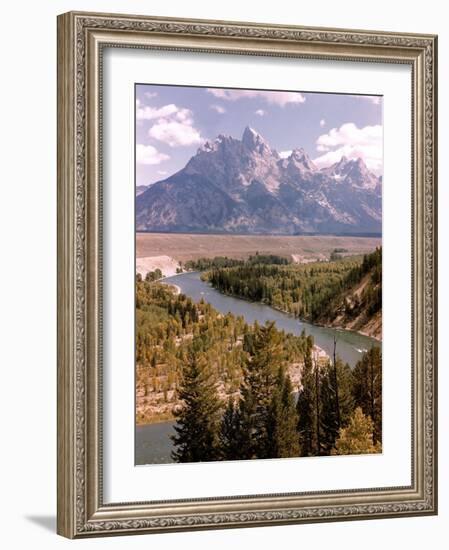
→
(184, 253, 290, 272)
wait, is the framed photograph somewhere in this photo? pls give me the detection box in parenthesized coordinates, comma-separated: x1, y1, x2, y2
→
(57, 11, 438, 538)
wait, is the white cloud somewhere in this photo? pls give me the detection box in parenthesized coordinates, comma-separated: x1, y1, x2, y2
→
(137, 98, 204, 147)
(136, 144, 170, 165)
(255, 109, 266, 116)
(210, 104, 226, 114)
(149, 120, 203, 147)
(279, 150, 292, 159)
(144, 91, 158, 99)
(313, 122, 382, 173)
(320, 119, 326, 127)
(157, 170, 168, 175)
(136, 102, 179, 121)
(207, 88, 305, 107)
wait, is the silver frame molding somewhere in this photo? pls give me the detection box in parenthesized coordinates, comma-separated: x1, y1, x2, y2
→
(57, 11, 438, 538)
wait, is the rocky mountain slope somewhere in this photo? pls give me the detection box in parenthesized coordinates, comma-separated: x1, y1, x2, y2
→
(136, 127, 382, 235)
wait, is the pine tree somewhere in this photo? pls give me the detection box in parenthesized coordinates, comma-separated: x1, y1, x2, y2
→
(319, 359, 355, 454)
(319, 361, 338, 454)
(332, 407, 381, 455)
(237, 321, 284, 459)
(352, 347, 382, 443)
(296, 343, 318, 456)
(219, 398, 243, 460)
(171, 351, 222, 463)
(267, 368, 300, 458)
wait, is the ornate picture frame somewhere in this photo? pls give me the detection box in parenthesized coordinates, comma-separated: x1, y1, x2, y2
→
(57, 11, 437, 538)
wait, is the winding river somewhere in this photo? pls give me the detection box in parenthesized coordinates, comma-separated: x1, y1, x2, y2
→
(136, 271, 380, 465)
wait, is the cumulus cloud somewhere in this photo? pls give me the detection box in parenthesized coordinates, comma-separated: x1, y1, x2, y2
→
(136, 102, 180, 121)
(207, 88, 305, 107)
(149, 120, 203, 147)
(320, 119, 326, 127)
(136, 144, 170, 165)
(313, 122, 383, 173)
(144, 91, 158, 99)
(137, 97, 204, 147)
(255, 109, 266, 116)
(210, 104, 226, 114)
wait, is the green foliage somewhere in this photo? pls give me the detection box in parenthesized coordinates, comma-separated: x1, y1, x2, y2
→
(219, 399, 243, 460)
(136, 280, 308, 426)
(318, 360, 354, 454)
(205, 248, 382, 325)
(332, 407, 381, 455)
(330, 247, 349, 261)
(219, 322, 301, 460)
(144, 268, 163, 282)
(352, 346, 382, 443)
(234, 322, 286, 459)
(267, 369, 300, 458)
(296, 343, 318, 456)
(186, 253, 290, 272)
(297, 343, 370, 457)
(171, 351, 222, 462)
(136, 278, 382, 462)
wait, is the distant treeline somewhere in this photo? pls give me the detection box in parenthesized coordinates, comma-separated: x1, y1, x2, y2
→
(184, 253, 290, 272)
(136, 279, 382, 461)
(205, 248, 382, 324)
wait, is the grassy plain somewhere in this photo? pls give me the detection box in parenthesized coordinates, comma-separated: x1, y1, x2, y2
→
(136, 232, 381, 263)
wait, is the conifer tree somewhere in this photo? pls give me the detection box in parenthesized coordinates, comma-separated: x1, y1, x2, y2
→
(319, 359, 354, 454)
(219, 398, 243, 461)
(332, 407, 380, 455)
(318, 361, 338, 454)
(296, 343, 318, 456)
(352, 347, 382, 443)
(171, 351, 222, 463)
(267, 368, 300, 458)
(237, 321, 284, 459)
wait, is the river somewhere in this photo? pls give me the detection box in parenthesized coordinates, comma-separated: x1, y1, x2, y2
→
(136, 271, 380, 465)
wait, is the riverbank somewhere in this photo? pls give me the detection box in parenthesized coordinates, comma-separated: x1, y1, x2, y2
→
(162, 272, 379, 366)
(200, 280, 382, 343)
(138, 272, 379, 426)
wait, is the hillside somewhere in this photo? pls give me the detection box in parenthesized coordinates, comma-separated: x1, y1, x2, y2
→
(313, 249, 382, 339)
(206, 248, 382, 340)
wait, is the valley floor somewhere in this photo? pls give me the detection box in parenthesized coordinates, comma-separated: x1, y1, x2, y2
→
(136, 233, 381, 263)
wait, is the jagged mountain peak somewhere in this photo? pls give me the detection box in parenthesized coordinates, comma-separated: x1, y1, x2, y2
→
(336, 155, 348, 167)
(136, 129, 382, 234)
(241, 125, 270, 153)
(289, 148, 317, 171)
(321, 155, 379, 188)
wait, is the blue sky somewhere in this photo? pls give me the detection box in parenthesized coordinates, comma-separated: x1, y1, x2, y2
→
(136, 84, 383, 187)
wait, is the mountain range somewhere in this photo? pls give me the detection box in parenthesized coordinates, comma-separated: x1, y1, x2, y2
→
(136, 126, 382, 235)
